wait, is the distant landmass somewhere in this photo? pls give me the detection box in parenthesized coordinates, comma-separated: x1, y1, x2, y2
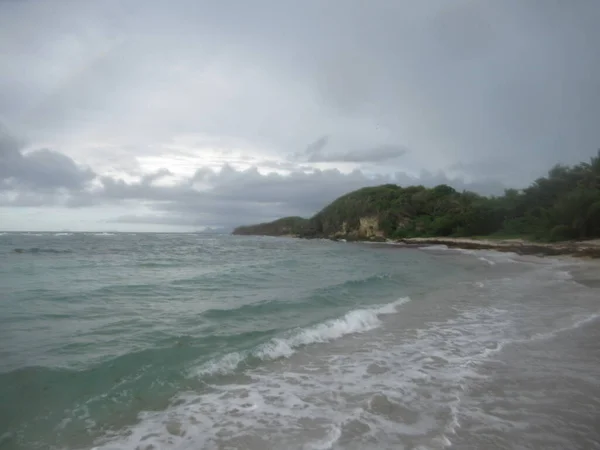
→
(233, 151, 600, 243)
(194, 227, 230, 234)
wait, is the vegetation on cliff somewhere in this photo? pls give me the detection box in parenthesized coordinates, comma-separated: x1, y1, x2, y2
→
(233, 216, 309, 236)
(233, 152, 600, 242)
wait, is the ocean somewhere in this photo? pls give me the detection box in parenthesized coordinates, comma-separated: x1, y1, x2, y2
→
(1, 232, 599, 450)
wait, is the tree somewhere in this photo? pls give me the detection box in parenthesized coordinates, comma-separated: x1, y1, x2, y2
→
(234, 151, 600, 242)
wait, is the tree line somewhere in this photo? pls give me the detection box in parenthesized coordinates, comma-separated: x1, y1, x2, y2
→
(234, 151, 600, 242)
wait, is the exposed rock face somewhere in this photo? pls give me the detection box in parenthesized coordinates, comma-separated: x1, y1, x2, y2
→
(331, 221, 349, 239)
(358, 216, 383, 238)
(328, 216, 385, 240)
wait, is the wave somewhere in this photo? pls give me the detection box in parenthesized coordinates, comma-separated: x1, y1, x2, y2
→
(421, 244, 521, 266)
(53, 232, 73, 236)
(94, 303, 510, 450)
(192, 297, 411, 377)
(0, 327, 285, 445)
(526, 312, 600, 343)
(419, 244, 450, 251)
(136, 261, 186, 268)
(553, 270, 573, 281)
(12, 248, 73, 254)
(93, 232, 116, 236)
(201, 273, 396, 319)
(478, 256, 496, 265)
(201, 298, 321, 319)
(466, 249, 519, 264)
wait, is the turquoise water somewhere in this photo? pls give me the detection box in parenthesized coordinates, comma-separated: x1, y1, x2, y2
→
(1, 232, 599, 449)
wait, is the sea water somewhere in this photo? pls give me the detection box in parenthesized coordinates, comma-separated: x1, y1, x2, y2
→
(1, 233, 599, 449)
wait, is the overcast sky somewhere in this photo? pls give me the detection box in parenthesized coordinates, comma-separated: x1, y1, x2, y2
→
(1, 0, 599, 231)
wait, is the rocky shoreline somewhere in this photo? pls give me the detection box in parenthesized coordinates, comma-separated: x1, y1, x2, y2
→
(394, 237, 600, 259)
(254, 233, 600, 259)
(236, 232, 600, 259)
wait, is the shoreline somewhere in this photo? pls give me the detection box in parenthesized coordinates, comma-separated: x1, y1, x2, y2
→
(394, 237, 600, 289)
(394, 237, 600, 259)
(258, 234, 600, 259)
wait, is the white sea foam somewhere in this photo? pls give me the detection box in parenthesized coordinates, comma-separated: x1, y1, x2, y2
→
(53, 232, 73, 236)
(94, 232, 116, 236)
(478, 256, 496, 265)
(193, 297, 411, 377)
(420, 245, 521, 266)
(94, 303, 520, 450)
(526, 312, 600, 343)
(305, 425, 342, 450)
(374, 296, 411, 314)
(196, 351, 246, 376)
(554, 270, 573, 281)
(256, 338, 295, 360)
(419, 244, 450, 251)
(456, 248, 519, 265)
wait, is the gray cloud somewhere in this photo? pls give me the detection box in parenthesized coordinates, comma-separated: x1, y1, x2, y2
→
(1, 1, 598, 230)
(0, 138, 508, 228)
(140, 168, 173, 185)
(308, 144, 408, 163)
(302, 136, 329, 159)
(107, 164, 507, 228)
(0, 128, 95, 191)
(296, 136, 407, 163)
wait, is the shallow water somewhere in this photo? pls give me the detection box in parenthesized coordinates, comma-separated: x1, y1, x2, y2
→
(1, 233, 598, 449)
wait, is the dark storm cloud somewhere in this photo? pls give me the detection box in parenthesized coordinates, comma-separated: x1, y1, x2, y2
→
(296, 136, 407, 163)
(304, 136, 329, 158)
(306, 144, 408, 164)
(0, 128, 95, 191)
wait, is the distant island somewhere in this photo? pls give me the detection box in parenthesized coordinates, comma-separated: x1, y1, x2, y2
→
(233, 152, 600, 257)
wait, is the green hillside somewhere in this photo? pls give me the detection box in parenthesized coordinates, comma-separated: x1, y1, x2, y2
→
(233, 216, 309, 236)
(233, 152, 600, 242)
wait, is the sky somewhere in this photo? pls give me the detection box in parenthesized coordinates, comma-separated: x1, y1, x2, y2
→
(1, 0, 599, 231)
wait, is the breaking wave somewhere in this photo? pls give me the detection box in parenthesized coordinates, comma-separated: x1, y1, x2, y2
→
(192, 297, 411, 377)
